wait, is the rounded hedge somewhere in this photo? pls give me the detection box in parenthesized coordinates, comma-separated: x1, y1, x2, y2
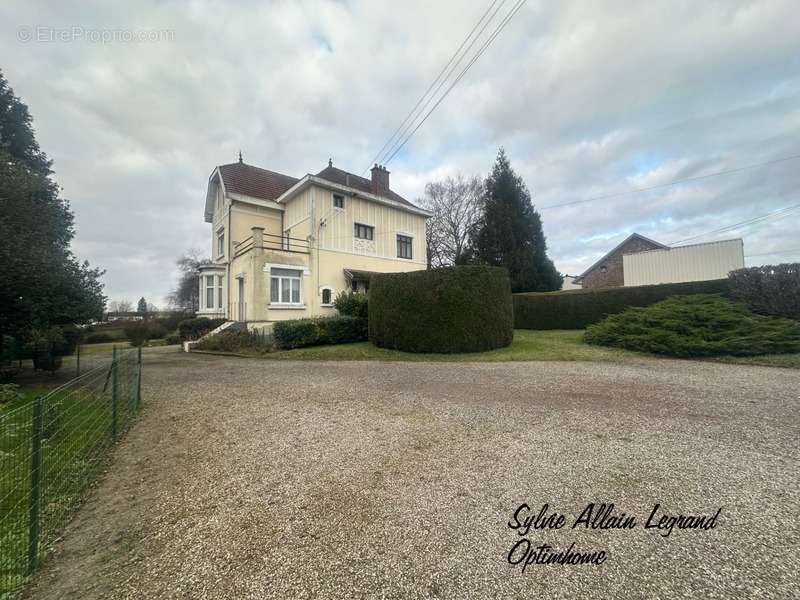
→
(369, 266, 513, 353)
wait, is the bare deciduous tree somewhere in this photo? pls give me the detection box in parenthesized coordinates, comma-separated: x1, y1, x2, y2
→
(107, 299, 133, 313)
(167, 249, 210, 312)
(419, 174, 483, 268)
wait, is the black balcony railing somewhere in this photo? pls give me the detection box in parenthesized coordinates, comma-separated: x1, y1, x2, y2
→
(233, 233, 309, 258)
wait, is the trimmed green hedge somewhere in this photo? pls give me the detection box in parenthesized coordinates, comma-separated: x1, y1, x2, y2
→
(514, 279, 730, 330)
(369, 266, 513, 353)
(273, 316, 367, 349)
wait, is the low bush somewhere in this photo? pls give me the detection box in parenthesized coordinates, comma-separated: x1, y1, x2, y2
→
(146, 323, 168, 340)
(124, 322, 150, 347)
(177, 317, 227, 341)
(584, 294, 800, 357)
(369, 266, 513, 353)
(333, 291, 368, 318)
(728, 263, 800, 320)
(164, 333, 181, 345)
(84, 332, 113, 344)
(273, 316, 368, 349)
(514, 279, 730, 330)
(195, 330, 273, 353)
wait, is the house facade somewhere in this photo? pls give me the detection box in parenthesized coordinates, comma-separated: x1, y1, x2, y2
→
(197, 157, 430, 327)
(576, 233, 667, 289)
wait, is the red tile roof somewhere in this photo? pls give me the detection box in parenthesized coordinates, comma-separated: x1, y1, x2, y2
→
(215, 160, 419, 209)
(217, 162, 298, 201)
(314, 165, 419, 209)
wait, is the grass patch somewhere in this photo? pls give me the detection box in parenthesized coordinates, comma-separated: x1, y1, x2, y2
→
(258, 330, 636, 362)
(710, 353, 800, 369)
(0, 351, 140, 595)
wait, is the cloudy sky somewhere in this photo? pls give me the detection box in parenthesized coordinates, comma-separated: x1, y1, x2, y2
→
(2, 0, 799, 305)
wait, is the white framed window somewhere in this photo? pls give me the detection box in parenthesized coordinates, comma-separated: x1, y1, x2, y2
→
(270, 268, 302, 305)
(321, 287, 334, 306)
(217, 275, 223, 309)
(333, 193, 344, 209)
(217, 229, 225, 258)
(397, 234, 413, 259)
(205, 275, 216, 309)
(354, 222, 374, 240)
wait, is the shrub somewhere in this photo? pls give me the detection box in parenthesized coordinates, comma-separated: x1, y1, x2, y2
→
(728, 263, 800, 320)
(195, 330, 273, 353)
(164, 333, 181, 345)
(333, 291, 368, 318)
(24, 328, 71, 372)
(146, 323, 168, 340)
(585, 294, 800, 357)
(124, 322, 150, 347)
(369, 266, 513, 353)
(177, 317, 227, 341)
(273, 316, 368, 349)
(84, 332, 113, 344)
(514, 279, 730, 330)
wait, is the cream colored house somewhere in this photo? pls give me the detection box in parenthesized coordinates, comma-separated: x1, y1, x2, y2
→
(197, 157, 430, 327)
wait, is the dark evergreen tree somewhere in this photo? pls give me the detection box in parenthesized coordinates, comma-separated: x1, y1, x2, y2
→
(469, 149, 562, 292)
(0, 69, 106, 349)
(137, 297, 148, 317)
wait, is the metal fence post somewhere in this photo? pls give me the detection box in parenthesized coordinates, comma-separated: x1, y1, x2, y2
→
(136, 346, 142, 410)
(27, 397, 44, 575)
(111, 346, 118, 441)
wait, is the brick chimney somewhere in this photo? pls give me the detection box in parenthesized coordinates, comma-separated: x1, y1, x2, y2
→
(370, 164, 390, 196)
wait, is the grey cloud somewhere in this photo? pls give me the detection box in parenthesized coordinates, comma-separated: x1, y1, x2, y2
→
(1, 0, 798, 303)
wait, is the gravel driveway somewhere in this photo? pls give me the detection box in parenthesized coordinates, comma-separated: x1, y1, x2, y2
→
(25, 350, 799, 599)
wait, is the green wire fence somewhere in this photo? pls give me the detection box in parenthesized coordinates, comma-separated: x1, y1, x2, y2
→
(0, 346, 142, 596)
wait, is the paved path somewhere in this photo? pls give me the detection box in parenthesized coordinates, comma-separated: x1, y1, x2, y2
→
(25, 350, 800, 599)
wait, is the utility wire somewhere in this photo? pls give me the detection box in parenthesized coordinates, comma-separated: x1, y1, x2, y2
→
(539, 153, 800, 210)
(383, 0, 528, 167)
(667, 202, 800, 246)
(364, 0, 505, 174)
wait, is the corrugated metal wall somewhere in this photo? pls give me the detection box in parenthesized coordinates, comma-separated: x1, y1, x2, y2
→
(623, 238, 744, 286)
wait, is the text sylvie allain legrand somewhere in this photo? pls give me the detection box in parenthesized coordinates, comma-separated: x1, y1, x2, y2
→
(507, 503, 722, 572)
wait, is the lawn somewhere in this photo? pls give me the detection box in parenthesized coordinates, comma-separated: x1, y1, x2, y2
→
(0, 348, 140, 595)
(711, 353, 800, 369)
(260, 329, 637, 362)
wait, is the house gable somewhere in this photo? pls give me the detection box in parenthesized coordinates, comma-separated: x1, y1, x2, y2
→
(579, 233, 668, 289)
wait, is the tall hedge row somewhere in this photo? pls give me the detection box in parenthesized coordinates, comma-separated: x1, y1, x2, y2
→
(728, 263, 800, 320)
(369, 266, 514, 353)
(514, 279, 730, 330)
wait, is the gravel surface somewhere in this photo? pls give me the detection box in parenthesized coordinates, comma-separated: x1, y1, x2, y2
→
(24, 350, 800, 599)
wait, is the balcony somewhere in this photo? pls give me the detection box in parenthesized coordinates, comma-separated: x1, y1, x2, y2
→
(233, 231, 309, 258)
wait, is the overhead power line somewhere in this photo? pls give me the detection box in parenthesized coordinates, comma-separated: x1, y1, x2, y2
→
(383, 0, 528, 167)
(668, 202, 800, 246)
(363, 0, 506, 174)
(539, 153, 800, 211)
